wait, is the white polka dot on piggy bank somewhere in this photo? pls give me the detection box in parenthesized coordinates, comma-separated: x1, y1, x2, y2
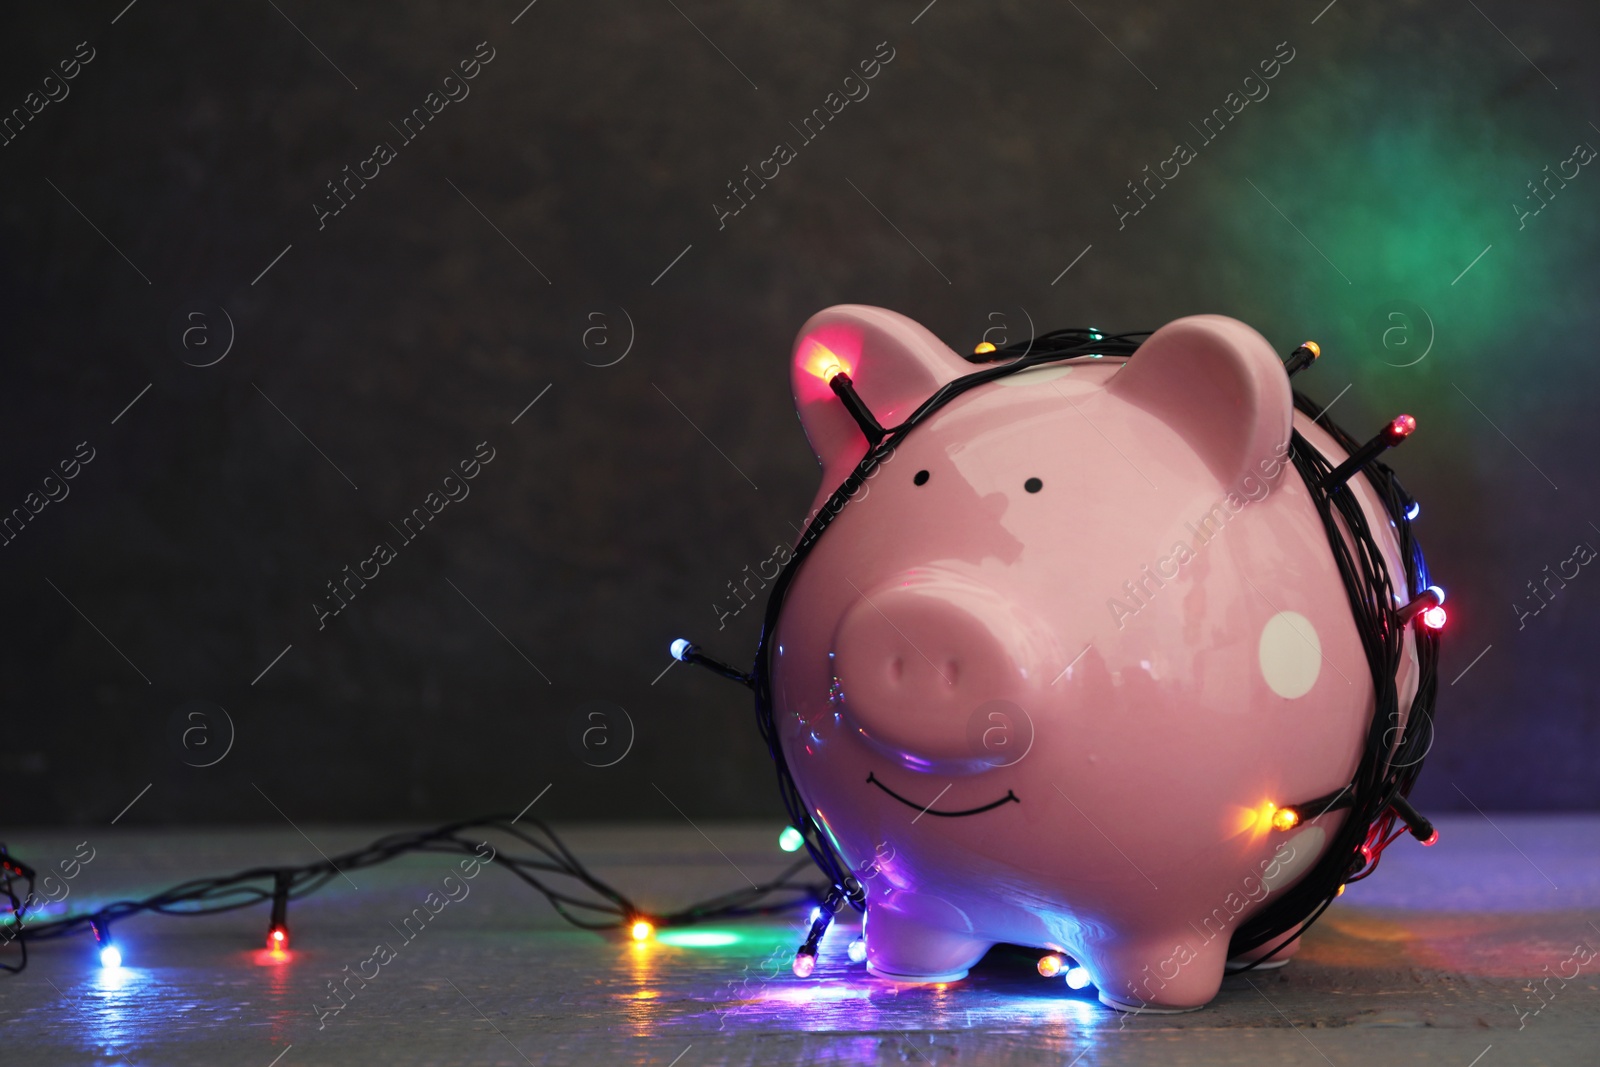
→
(1259, 611, 1322, 699)
(761, 307, 1428, 1012)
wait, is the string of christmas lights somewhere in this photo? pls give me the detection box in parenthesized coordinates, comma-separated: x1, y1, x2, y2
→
(0, 815, 824, 974)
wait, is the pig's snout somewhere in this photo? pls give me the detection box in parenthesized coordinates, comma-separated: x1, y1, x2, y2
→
(832, 575, 1039, 768)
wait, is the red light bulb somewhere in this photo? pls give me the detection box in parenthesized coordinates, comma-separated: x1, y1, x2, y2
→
(1421, 829, 1439, 846)
(267, 924, 289, 951)
(1385, 414, 1417, 442)
(1420, 605, 1446, 630)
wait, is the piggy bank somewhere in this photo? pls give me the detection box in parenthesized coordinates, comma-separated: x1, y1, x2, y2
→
(769, 305, 1424, 1011)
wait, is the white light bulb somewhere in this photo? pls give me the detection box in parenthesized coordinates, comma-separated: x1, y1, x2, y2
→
(848, 938, 867, 963)
(670, 639, 690, 661)
(1065, 965, 1091, 989)
(99, 944, 122, 969)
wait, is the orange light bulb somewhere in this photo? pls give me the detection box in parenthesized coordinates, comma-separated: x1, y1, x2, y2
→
(1271, 807, 1300, 832)
(630, 920, 654, 941)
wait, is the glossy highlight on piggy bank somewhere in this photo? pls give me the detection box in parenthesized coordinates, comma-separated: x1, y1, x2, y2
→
(739, 305, 1439, 1012)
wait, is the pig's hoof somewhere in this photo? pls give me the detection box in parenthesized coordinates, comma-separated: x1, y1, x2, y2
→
(1083, 931, 1230, 1011)
(862, 901, 990, 984)
(867, 963, 972, 984)
(1097, 992, 1204, 1014)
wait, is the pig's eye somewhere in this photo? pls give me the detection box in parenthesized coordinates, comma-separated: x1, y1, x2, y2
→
(1024, 477, 1043, 493)
(913, 470, 930, 486)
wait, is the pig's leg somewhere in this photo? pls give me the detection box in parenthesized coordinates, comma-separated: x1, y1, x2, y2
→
(863, 903, 991, 983)
(1086, 932, 1232, 1013)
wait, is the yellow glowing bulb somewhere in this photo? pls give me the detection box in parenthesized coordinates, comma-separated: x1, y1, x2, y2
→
(1336, 884, 1346, 896)
(630, 920, 654, 941)
(1036, 953, 1065, 977)
(1271, 807, 1300, 832)
(803, 341, 851, 382)
(973, 341, 997, 355)
(1302, 340, 1321, 358)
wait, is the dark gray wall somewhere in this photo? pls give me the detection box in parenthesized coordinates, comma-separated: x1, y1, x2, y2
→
(3, 1, 1597, 826)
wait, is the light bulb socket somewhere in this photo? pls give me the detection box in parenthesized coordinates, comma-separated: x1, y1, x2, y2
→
(667, 640, 754, 689)
(1283, 341, 1320, 376)
(269, 871, 290, 927)
(1389, 793, 1436, 844)
(1396, 587, 1444, 624)
(1319, 414, 1417, 493)
(828, 373, 886, 447)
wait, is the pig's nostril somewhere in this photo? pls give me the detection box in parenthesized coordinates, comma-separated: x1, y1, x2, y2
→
(944, 659, 960, 684)
(890, 656, 904, 683)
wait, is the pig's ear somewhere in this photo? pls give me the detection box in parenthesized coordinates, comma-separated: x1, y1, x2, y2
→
(1109, 314, 1294, 491)
(791, 305, 971, 472)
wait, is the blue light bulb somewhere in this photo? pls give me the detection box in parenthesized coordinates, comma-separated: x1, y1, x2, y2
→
(670, 638, 691, 661)
(778, 826, 804, 852)
(1405, 501, 1420, 520)
(1065, 965, 1091, 989)
(847, 938, 868, 963)
(99, 944, 122, 969)
(1427, 584, 1445, 604)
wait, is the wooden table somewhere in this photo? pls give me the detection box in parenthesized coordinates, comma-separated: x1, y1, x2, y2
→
(2, 818, 1597, 1065)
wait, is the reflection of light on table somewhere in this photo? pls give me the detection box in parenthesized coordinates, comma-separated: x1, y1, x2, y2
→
(86, 961, 144, 1054)
(245, 948, 301, 1043)
(758, 982, 874, 1005)
(657, 929, 741, 948)
(623, 935, 660, 1037)
(94, 963, 135, 994)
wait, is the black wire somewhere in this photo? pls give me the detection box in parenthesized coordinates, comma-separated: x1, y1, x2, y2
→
(0, 848, 33, 974)
(0, 815, 826, 973)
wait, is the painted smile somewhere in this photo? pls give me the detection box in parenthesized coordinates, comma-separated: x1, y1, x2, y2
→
(866, 772, 1019, 817)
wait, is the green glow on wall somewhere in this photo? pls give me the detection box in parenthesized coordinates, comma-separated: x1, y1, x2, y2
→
(1192, 60, 1598, 407)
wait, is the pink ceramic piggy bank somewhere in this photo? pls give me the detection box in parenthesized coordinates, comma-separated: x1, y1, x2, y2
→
(773, 305, 1420, 1011)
